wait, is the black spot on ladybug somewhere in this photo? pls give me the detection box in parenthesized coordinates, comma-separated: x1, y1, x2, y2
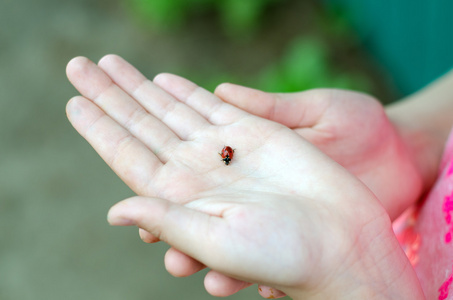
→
(219, 146, 234, 165)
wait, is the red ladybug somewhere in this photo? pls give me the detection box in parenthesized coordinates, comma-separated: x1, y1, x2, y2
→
(219, 146, 234, 165)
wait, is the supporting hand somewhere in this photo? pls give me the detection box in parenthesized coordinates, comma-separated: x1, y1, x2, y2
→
(215, 84, 424, 220)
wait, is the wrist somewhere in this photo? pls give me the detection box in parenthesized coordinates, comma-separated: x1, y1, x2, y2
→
(386, 104, 445, 193)
(385, 71, 453, 192)
(287, 214, 424, 300)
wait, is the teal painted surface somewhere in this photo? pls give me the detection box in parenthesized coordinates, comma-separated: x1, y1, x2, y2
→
(327, 0, 453, 95)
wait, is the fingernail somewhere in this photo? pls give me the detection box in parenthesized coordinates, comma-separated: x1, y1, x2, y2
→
(107, 203, 136, 226)
(107, 215, 136, 226)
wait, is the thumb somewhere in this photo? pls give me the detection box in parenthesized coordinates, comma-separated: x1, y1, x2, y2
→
(214, 83, 328, 128)
(108, 196, 224, 265)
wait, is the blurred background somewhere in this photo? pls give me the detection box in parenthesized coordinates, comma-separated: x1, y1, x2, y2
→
(2, 0, 450, 299)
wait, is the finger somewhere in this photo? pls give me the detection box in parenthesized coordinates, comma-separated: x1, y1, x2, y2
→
(98, 54, 209, 140)
(143, 229, 246, 294)
(258, 285, 287, 299)
(153, 73, 247, 126)
(215, 83, 328, 128)
(214, 83, 275, 120)
(164, 247, 206, 277)
(138, 228, 160, 243)
(66, 96, 161, 194)
(107, 196, 225, 270)
(204, 270, 253, 297)
(66, 56, 180, 162)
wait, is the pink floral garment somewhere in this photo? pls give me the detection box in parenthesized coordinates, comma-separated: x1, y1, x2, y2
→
(394, 129, 453, 299)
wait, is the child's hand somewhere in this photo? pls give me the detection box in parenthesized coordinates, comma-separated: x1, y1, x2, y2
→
(215, 84, 423, 220)
(66, 55, 422, 299)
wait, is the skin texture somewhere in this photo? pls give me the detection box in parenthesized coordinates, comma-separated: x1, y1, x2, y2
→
(66, 55, 424, 299)
(214, 84, 423, 222)
(211, 85, 429, 298)
(213, 78, 453, 298)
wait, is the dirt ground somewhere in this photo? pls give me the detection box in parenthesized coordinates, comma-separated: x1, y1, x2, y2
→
(0, 0, 392, 299)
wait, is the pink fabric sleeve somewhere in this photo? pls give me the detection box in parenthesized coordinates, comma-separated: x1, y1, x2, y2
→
(394, 127, 453, 299)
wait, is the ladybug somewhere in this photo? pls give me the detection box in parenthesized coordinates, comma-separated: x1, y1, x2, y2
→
(219, 146, 234, 165)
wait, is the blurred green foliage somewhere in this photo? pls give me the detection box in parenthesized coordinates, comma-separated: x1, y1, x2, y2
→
(218, 0, 279, 36)
(130, 0, 279, 35)
(258, 37, 370, 93)
(127, 0, 371, 94)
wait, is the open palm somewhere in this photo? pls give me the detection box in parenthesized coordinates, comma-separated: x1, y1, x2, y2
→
(66, 56, 365, 218)
(66, 55, 418, 298)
